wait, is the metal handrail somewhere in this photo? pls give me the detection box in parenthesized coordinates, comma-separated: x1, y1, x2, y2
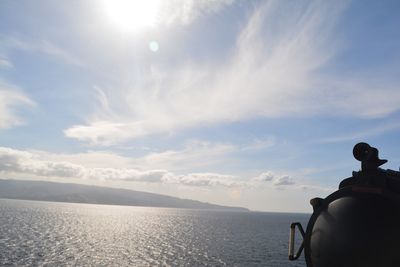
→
(288, 222, 305, 260)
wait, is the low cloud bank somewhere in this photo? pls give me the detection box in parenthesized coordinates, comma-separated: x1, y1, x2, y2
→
(0, 146, 297, 189)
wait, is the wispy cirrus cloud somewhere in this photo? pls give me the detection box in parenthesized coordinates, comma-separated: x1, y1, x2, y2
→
(0, 57, 13, 69)
(0, 81, 35, 129)
(241, 137, 276, 151)
(0, 36, 82, 130)
(159, 0, 234, 25)
(139, 140, 235, 172)
(65, 1, 342, 145)
(34, 139, 239, 172)
(317, 119, 400, 144)
(65, 0, 400, 146)
(0, 36, 85, 67)
(0, 39, 36, 129)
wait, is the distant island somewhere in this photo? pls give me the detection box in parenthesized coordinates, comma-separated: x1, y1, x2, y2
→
(0, 179, 249, 211)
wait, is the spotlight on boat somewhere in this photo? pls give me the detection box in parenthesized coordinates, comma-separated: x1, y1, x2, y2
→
(289, 142, 400, 267)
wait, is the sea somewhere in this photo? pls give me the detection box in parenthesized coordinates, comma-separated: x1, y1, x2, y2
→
(0, 199, 308, 266)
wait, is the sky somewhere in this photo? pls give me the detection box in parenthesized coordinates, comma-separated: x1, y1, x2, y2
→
(0, 0, 399, 212)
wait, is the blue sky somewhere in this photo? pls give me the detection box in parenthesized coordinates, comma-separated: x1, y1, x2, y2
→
(0, 0, 399, 212)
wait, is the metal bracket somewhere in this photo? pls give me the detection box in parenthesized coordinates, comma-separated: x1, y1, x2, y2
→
(289, 222, 305, 261)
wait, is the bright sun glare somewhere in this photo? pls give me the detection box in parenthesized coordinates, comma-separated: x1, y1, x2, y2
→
(103, 0, 160, 32)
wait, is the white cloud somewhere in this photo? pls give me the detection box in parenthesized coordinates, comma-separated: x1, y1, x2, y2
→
(253, 172, 275, 182)
(35, 40, 86, 67)
(273, 175, 295, 186)
(241, 137, 276, 151)
(0, 57, 13, 69)
(66, 0, 400, 147)
(0, 146, 302, 189)
(1, 145, 333, 212)
(0, 147, 84, 178)
(252, 171, 295, 187)
(0, 146, 169, 183)
(159, 0, 234, 25)
(63, 1, 358, 146)
(139, 140, 235, 172)
(0, 36, 85, 67)
(33, 149, 134, 169)
(0, 37, 79, 131)
(317, 120, 400, 144)
(162, 172, 242, 187)
(33, 139, 235, 173)
(0, 81, 35, 129)
(44, 138, 276, 174)
(319, 78, 400, 118)
(33, 139, 236, 176)
(0, 146, 208, 184)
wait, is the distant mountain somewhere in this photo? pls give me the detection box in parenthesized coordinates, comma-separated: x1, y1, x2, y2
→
(0, 179, 249, 211)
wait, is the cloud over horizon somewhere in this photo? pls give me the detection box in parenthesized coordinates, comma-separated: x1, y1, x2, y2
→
(0, 145, 299, 189)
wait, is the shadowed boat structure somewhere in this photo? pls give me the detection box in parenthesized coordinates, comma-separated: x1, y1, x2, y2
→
(289, 142, 400, 267)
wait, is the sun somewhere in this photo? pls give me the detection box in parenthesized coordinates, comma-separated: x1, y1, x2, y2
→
(103, 0, 160, 32)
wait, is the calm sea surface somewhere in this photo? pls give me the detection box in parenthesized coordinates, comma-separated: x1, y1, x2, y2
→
(0, 199, 308, 266)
